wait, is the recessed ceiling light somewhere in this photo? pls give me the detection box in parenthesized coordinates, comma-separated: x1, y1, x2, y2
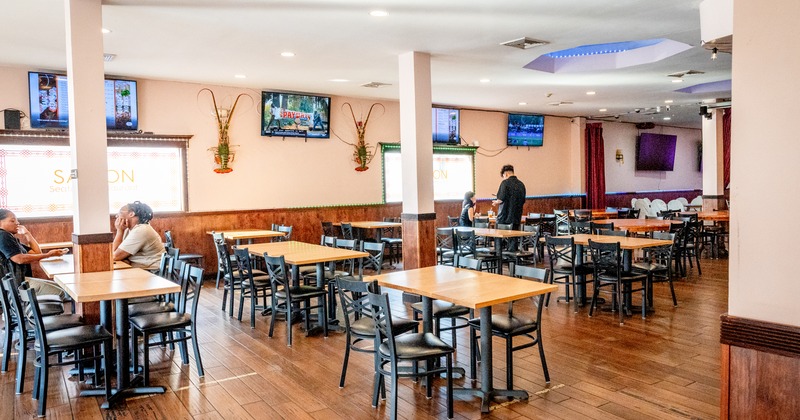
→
(599, 108, 607, 112)
(329, 79, 349, 82)
(480, 79, 491, 83)
(101, 28, 111, 34)
(234, 74, 246, 79)
(370, 10, 388, 17)
(672, 79, 683, 83)
(663, 117, 672, 120)
(281, 52, 295, 57)
(518, 102, 527, 106)
(664, 99, 673, 104)
(586, 91, 596, 95)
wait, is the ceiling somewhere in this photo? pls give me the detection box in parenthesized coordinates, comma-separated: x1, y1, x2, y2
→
(0, 0, 731, 129)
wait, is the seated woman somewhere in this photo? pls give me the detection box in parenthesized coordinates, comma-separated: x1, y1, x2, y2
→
(460, 191, 476, 227)
(0, 209, 69, 300)
(113, 201, 163, 271)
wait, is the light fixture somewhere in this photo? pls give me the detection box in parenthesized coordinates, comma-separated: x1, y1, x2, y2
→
(599, 108, 607, 112)
(234, 74, 246, 79)
(329, 78, 349, 82)
(711, 47, 718, 60)
(101, 28, 111, 34)
(664, 99, 673, 104)
(281, 51, 295, 57)
(480, 78, 490, 83)
(586, 91, 596, 95)
(370, 10, 388, 17)
(663, 117, 671, 120)
(672, 79, 684, 83)
(615, 149, 624, 164)
(518, 102, 527, 106)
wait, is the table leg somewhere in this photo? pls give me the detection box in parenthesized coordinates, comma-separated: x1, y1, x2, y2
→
(574, 244, 587, 304)
(494, 238, 504, 275)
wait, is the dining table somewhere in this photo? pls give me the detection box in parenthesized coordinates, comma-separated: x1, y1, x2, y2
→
(39, 254, 131, 278)
(336, 221, 400, 241)
(245, 240, 368, 330)
(370, 265, 557, 413)
(460, 227, 535, 275)
(207, 229, 285, 245)
(53, 268, 180, 407)
(569, 209, 619, 219)
(38, 241, 74, 251)
(695, 210, 730, 221)
(602, 218, 683, 234)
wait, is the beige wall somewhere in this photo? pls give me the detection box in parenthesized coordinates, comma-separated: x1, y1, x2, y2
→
(600, 121, 702, 193)
(729, 0, 800, 327)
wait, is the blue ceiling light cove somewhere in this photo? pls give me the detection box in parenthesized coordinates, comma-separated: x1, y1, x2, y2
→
(525, 38, 692, 73)
(675, 79, 732, 94)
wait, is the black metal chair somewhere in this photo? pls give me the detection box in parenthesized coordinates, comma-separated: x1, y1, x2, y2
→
(214, 236, 268, 317)
(436, 227, 455, 266)
(2, 275, 80, 395)
(573, 209, 593, 221)
(367, 292, 454, 420)
(336, 278, 418, 388)
(447, 216, 460, 227)
(589, 221, 614, 234)
(468, 265, 550, 390)
(380, 217, 403, 265)
(340, 223, 354, 240)
(633, 231, 678, 308)
(210, 231, 237, 289)
(570, 220, 592, 234)
(587, 240, 649, 325)
(21, 283, 112, 417)
(321, 221, 335, 237)
(545, 236, 593, 311)
(164, 230, 203, 266)
(276, 225, 293, 242)
(554, 210, 570, 235)
(233, 248, 272, 328)
(360, 241, 386, 274)
(453, 228, 498, 273)
(130, 265, 205, 386)
(263, 254, 328, 347)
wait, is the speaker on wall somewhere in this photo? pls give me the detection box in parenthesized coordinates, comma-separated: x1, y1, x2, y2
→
(3, 109, 21, 129)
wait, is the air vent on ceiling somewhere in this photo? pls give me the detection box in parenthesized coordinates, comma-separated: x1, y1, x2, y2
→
(500, 37, 550, 50)
(667, 69, 704, 78)
(103, 53, 116, 62)
(361, 81, 391, 88)
(548, 101, 573, 106)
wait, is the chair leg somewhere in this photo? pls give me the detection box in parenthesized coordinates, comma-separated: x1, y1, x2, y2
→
(537, 330, 550, 383)
(469, 328, 478, 380)
(1, 324, 10, 372)
(339, 335, 351, 388)
(286, 303, 293, 347)
(38, 356, 49, 417)
(238, 290, 246, 322)
(506, 336, 514, 390)
(321, 295, 329, 338)
(131, 328, 140, 374)
(177, 331, 189, 365)
(446, 353, 454, 419)
(15, 333, 26, 395)
(250, 294, 256, 329)
(221, 283, 228, 312)
(268, 299, 277, 338)
(390, 369, 399, 420)
(191, 325, 204, 377)
(103, 340, 112, 401)
(143, 332, 151, 386)
(669, 277, 678, 306)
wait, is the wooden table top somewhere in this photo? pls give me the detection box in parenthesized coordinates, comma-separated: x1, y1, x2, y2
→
(369, 265, 557, 310)
(245, 240, 368, 265)
(460, 227, 535, 238)
(569, 209, 619, 219)
(694, 210, 729, 221)
(567, 234, 673, 249)
(603, 218, 682, 233)
(39, 241, 74, 251)
(54, 268, 179, 302)
(337, 221, 401, 229)
(39, 254, 131, 278)
(207, 229, 285, 241)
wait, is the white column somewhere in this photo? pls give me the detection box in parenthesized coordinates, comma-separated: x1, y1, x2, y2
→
(701, 109, 725, 196)
(398, 51, 434, 214)
(64, 0, 110, 233)
(569, 117, 586, 194)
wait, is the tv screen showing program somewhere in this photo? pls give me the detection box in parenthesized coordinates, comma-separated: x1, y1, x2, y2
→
(28, 72, 139, 130)
(507, 113, 544, 146)
(432, 107, 459, 143)
(261, 91, 331, 138)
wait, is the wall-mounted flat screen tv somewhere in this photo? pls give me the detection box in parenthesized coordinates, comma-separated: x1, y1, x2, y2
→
(432, 107, 459, 143)
(28, 72, 139, 130)
(636, 133, 677, 171)
(507, 113, 544, 146)
(261, 91, 331, 138)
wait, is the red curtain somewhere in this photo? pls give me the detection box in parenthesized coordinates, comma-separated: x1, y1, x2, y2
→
(723, 109, 731, 189)
(585, 123, 607, 209)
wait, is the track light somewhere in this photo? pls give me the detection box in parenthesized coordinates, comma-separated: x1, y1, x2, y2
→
(711, 47, 718, 60)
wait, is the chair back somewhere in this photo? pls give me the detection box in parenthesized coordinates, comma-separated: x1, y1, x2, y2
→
(573, 209, 593, 221)
(554, 210, 570, 235)
(277, 225, 293, 241)
(496, 223, 513, 231)
(367, 293, 397, 359)
(233, 247, 258, 290)
(677, 212, 698, 221)
(164, 230, 175, 248)
(590, 221, 614, 234)
(447, 216, 460, 227)
(539, 214, 557, 236)
(455, 254, 482, 271)
(629, 209, 641, 219)
(213, 236, 234, 278)
(588, 240, 621, 280)
(360, 241, 385, 275)
(0, 274, 20, 337)
(570, 220, 591, 234)
(263, 254, 291, 291)
(19, 283, 48, 351)
(340, 223, 354, 240)
(321, 221, 335, 237)
(453, 229, 478, 257)
(616, 208, 631, 218)
(335, 238, 359, 274)
(598, 229, 626, 237)
(644, 232, 676, 270)
(511, 266, 549, 316)
(321, 235, 337, 247)
(520, 224, 540, 251)
(473, 218, 489, 229)
(545, 236, 575, 269)
(336, 278, 379, 336)
(180, 265, 204, 318)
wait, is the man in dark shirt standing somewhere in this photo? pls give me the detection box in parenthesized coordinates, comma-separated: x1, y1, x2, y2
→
(492, 164, 526, 230)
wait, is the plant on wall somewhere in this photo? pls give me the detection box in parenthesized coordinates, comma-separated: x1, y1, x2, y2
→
(199, 88, 251, 174)
(334, 102, 385, 172)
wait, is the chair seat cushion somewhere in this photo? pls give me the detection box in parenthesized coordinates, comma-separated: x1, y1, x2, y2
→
(178, 253, 203, 261)
(553, 264, 593, 275)
(242, 276, 270, 288)
(632, 262, 668, 273)
(43, 314, 84, 331)
(276, 285, 326, 299)
(381, 238, 403, 244)
(128, 301, 175, 317)
(468, 314, 538, 335)
(350, 317, 418, 337)
(130, 312, 191, 331)
(45, 325, 112, 349)
(410, 300, 470, 318)
(379, 332, 453, 359)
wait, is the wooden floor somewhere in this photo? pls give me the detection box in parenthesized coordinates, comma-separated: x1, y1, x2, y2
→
(1, 256, 727, 419)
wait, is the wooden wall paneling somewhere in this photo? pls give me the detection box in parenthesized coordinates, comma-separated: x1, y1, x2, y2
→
(720, 343, 730, 419)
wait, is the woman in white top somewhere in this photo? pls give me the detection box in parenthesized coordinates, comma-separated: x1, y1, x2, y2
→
(112, 201, 163, 270)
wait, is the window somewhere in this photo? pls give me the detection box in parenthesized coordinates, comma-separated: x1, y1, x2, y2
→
(381, 143, 475, 203)
(0, 139, 187, 217)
